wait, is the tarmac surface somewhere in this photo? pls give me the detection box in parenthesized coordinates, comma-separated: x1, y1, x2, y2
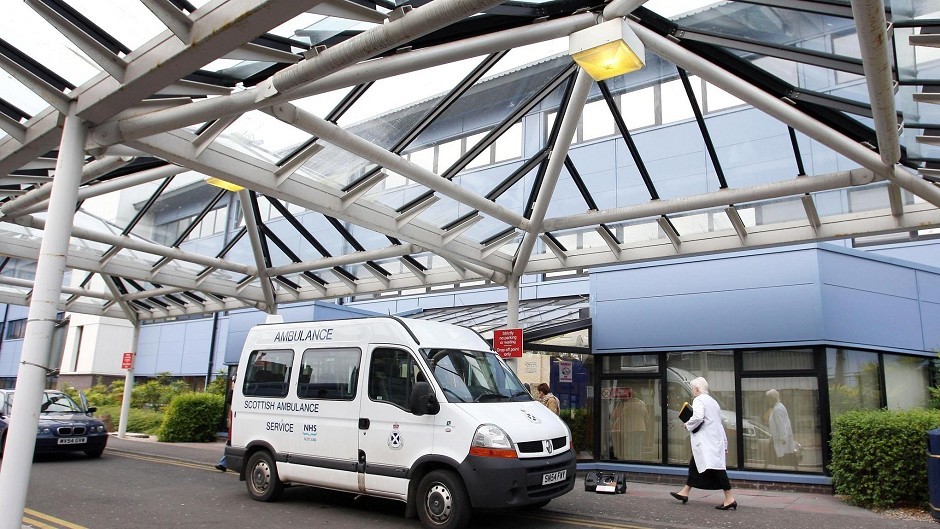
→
(23, 434, 937, 528)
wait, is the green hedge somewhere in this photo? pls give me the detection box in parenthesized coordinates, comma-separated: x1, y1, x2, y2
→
(829, 408, 940, 509)
(561, 408, 591, 454)
(95, 405, 164, 435)
(157, 393, 224, 442)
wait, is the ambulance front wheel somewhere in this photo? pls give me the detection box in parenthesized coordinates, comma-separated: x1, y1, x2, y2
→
(416, 469, 470, 529)
(246, 450, 283, 502)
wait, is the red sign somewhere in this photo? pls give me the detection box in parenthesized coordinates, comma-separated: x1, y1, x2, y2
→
(121, 352, 134, 369)
(493, 328, 523, 358)
(602, 387, 633, 400)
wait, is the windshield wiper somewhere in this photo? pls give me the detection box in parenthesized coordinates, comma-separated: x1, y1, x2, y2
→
(509, 390, 531, 401)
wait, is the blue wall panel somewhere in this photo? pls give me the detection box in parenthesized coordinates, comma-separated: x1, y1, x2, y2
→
(819, 284, 924, 351)
(921, 301, 940, 352)
(592, 245, 939, 355)
(594, 283, 821, 352)
(818, 251, 918, 298)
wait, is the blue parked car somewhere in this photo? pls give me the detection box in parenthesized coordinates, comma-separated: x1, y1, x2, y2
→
(0, 389, 109, 458)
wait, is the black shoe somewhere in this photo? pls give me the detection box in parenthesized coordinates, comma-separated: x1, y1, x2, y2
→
(670, 492, 688, 504)
(215, 464, 227, 472)
(715, 500, 737, 510)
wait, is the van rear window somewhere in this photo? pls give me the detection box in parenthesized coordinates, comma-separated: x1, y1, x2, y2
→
(243, 349, 293, 398)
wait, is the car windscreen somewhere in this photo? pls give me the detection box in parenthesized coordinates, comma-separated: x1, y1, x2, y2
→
(423, 348, 531, 404)
(38, 392, 84, 413)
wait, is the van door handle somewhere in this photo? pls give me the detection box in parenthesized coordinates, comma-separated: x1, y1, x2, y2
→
(359, 418, 370, 430)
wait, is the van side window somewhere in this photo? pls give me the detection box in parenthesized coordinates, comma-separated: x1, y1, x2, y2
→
(297, 348, 361, 400)
(243, 349, 293, 398)
(368, 348, 422, 409)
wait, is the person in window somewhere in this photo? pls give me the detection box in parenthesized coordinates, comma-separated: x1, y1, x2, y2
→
(669, 377, 737, 510)
(765, 389, 797, 469)
(537, 383, 560, 415)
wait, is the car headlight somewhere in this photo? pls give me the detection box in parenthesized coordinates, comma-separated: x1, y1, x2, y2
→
(38, 427, 52, 434)
(469, 424, 516, 458)
(97, 425, 107, 433)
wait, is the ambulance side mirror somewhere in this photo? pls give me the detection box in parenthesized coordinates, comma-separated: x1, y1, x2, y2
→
(410, 381, 440, 416)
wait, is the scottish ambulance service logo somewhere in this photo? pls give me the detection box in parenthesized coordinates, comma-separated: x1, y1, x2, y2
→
(522, 409, 542, 424)
(388, 423, 403, 449)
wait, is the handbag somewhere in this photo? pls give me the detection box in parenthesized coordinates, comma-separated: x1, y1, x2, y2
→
(678, 402, 702, 434)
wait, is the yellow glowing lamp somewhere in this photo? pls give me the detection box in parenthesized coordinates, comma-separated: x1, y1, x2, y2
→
(569, 18, 645, 81)
(205, 177, 245, 192)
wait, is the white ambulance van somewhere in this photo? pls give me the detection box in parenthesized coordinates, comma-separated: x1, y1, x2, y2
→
(225, 316, 575, 529)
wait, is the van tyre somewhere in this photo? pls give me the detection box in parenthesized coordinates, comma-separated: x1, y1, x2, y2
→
(416, 469, 470, 529)
(246, 451, 283, 502)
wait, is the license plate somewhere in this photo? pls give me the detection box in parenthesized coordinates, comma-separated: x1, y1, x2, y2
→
(57, 437, 87, 445)
(541, 469, 567, 486)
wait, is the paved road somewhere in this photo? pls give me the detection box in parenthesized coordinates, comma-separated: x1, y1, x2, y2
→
(14, 436, 938, 529)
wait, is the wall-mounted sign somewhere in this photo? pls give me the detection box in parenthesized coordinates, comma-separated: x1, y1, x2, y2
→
(493, 328, 523, 358)
(559, 361, 573, 383)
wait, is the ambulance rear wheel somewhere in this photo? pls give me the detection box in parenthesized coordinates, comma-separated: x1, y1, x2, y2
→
(246, 450, 283, 502)
(417, 469, 470, 529)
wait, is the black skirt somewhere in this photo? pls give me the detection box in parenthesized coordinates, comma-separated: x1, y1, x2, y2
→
(686, 456, 731, 490)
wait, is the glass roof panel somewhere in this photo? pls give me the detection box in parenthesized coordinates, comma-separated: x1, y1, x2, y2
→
(63, 0, 166, 52)
(1, 4, 102, 88)
(362, 173, 433, 211)
(544, 167, 592, 219)
(0, 76, 52, 119)
(294, 87, 357, 117)
(217, 110, 305, 161)
(411, 55, 571, 156)
(292, 143, 377, 189)
(337, 57, 486, 148)
(290, 15, 377, 47)
(678, 3, 857, 50)
(670, 208, 732, 237)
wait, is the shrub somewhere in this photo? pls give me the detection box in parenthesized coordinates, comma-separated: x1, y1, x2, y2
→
(157, 393, 224, 443)
(132, 373, 190, 411)
(829, 408, 940, 509)
(95, 405, 164, 435)
(561, 407, 591, 454)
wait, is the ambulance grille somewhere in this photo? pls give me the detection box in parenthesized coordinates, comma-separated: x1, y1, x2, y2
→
(517, 436, 566, 454)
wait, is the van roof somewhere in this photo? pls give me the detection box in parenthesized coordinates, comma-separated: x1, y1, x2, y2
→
(248, 316, 490, 351)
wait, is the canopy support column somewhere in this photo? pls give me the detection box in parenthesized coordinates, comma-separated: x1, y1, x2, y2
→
(0, 108, 86, 529)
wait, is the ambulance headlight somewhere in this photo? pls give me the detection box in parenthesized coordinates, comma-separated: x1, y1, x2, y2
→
(469, 424, 516, 458)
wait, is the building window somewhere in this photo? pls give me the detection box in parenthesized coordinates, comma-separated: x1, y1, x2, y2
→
(741, 377, 822, 473)
(5, 318, 26, 340)
(884, 353, 930, 410)
(665, 350, 737, 467)
(827, 348, 881, 418)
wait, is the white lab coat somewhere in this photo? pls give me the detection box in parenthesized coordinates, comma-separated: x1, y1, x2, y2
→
(685, 393, 727, 473)
(768, 401, 796, 457)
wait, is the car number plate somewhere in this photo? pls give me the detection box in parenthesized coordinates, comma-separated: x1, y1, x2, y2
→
(57, 437, 87, 445)
(542, 469, 567, 486)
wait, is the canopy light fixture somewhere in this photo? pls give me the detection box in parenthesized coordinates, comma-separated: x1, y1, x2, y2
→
(569, 18, 645, 81)
(205, 177, 245, 192)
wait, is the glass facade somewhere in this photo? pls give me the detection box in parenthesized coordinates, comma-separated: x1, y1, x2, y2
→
(555, 345, 933, 475)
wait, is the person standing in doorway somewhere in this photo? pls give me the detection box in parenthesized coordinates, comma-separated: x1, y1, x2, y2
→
(537, 383, 560, 415)
(669, 377, 737, 510)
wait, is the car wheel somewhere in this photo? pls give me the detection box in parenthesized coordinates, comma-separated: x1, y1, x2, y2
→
(85, 447, 104, 458)
(246, 450, 283, 502)
(416, 469, 470, 529)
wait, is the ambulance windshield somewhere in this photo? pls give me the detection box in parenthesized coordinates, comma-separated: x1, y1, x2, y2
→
(424, 349, 532, 403)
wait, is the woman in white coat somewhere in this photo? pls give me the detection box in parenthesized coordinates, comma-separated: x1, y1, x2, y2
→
(669, 377, 737, 510)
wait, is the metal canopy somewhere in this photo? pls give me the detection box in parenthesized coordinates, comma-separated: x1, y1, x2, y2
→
(0, 0, 938, 321)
